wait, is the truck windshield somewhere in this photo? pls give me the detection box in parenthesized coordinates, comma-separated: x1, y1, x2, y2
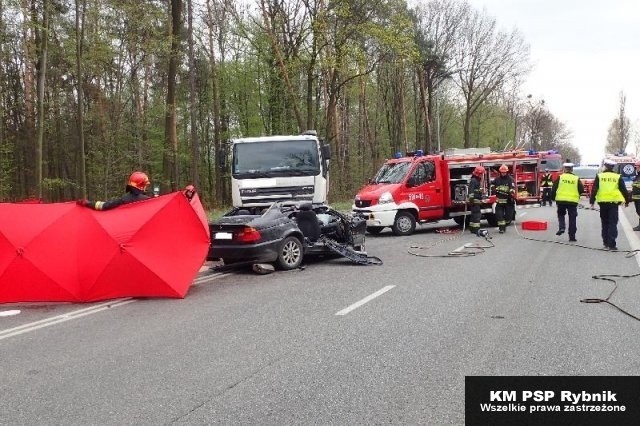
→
(541, 157, 562, 171)
(573, 168, 598, 179)
(372, 161, 412, 184)
(233, 140, 320, 178)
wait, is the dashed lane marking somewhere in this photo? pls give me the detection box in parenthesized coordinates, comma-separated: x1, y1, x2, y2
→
(335, 285, 396, 316)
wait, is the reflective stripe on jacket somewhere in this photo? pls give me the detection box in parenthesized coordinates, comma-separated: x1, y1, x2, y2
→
(595, 172, 626, 203)
(555, 173, 580, 203)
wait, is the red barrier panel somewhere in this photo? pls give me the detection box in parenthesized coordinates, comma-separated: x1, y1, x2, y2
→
(0, 192, 210, 303)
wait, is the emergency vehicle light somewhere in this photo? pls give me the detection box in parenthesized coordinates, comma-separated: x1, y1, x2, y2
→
(394, 152, 402, 159)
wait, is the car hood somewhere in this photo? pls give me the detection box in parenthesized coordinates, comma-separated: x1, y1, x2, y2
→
(356, 183, 401, 201)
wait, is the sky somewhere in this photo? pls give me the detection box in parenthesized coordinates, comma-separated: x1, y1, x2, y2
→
(465, 0, 640, 164)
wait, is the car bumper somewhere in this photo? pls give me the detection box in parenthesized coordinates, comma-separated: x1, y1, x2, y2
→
(208, 239, 281, 263)
(352, 204, 398, 227)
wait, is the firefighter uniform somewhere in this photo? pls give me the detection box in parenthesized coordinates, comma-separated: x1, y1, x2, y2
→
(78, 171, 151, 211)
(550, 166, 583, 241)
(589, 165, 629, 250)
(468, 174, 483, 234)
(632, 164, 640, 231)
(491, 168, 515, 233)
(540, 171, 553, 206)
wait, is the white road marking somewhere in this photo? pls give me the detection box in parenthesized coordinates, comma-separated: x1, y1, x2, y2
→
(0, 310, 21, 317)
(0, 299, 135, 341)
(0, 272, 228, 341)
(620, 211, 640, 268)
(335, 285, 395, 316)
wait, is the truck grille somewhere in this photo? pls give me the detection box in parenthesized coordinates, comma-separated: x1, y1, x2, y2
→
(240, 185, 314, 203)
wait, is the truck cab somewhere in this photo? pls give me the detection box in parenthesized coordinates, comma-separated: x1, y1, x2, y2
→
(227, 130, 331, 212)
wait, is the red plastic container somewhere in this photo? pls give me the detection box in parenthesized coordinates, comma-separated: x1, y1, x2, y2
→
(521, 220, 548, 230)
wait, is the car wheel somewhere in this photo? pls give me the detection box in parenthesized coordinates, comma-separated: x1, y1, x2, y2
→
(392, 211, 416, 236)
(276, 236, 303, 270)
(366, 226, 384, 235)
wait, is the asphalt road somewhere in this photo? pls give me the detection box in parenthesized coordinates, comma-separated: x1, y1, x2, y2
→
(2, 202, 640, 424)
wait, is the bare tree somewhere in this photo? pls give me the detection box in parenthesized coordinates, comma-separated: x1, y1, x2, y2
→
(411, 0, 468, 153)
(605, 91, 631, 154)
(452, 6, 529, 148)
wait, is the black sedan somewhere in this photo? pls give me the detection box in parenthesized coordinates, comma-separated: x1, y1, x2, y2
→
(207, 202, 367, 270)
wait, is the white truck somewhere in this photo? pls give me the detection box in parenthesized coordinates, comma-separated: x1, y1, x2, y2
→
(225, 130, 331, 212)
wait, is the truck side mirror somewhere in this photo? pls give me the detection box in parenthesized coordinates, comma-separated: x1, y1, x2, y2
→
(218, 146, 226, 168)
(321, 144, 331, 160)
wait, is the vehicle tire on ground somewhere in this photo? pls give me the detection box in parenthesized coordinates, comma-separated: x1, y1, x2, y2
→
(453, 216, 470, 227)
(392, 211, 416, 236)
(366, 226, 384, 235)
(276, 236, 303, 270)
(485, 213, 498, 227)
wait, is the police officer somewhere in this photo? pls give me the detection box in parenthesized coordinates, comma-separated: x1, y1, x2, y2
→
(631, 160, 640, 231)
(78, 171, 151, 211)
(551, 162, 583, 242)
(589, 159, 629, 250)
(468, 165, 485, 234)
(491, 164, 515, 234)
(540, 168, 553, 206)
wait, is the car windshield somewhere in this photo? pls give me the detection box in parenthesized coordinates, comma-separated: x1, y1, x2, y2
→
(371, 161, 412, 184)
(573, 168, 598, 179)
(232, 140, 320, 178)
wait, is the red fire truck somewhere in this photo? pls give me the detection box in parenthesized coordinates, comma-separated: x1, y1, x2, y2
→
(352, 147, 556, 236)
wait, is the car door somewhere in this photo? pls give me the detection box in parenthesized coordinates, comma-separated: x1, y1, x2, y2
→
(403, 160, 444, 220)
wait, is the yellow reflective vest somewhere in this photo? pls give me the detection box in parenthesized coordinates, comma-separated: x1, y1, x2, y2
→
(595, 172, 626, 203)
(555, 173, 580, 203)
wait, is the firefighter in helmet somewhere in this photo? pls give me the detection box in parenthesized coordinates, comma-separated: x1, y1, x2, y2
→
(491, 164, 515, 233)
(550, 162, 583, 242)
(467, 165, 485, 234)
(540, 167, 553, 206)
(631, 160, 640, 231)
(78, 171, 151, 211)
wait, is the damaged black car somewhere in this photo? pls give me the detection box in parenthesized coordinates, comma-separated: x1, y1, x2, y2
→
(207, 202, 370, 270)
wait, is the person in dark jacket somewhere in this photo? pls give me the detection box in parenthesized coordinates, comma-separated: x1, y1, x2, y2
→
(78, 171, 151, 211)
(550, 162, 584, 242)
(631, 160, 640, 231)
(491, 164, 515, 234)
(467, 165, 486, 234)
(589, 159, 629, 250)
(540, 168, 554, 206)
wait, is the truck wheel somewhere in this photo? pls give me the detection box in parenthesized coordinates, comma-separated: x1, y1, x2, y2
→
(392, 211, 416, 236)
(366, 226, 384, 235)
(485, 214, 498, 227)
(453, 216, 469, 227)
(276, 236, 303, 270)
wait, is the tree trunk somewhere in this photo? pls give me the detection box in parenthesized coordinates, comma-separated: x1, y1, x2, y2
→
(35, 0, 49, 199)
(187, 0, 199, 188)
(164, 0, 181, 192)
(75, 0, 86, 198)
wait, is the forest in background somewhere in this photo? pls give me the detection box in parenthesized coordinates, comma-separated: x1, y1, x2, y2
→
(0, 0, 583, 207)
